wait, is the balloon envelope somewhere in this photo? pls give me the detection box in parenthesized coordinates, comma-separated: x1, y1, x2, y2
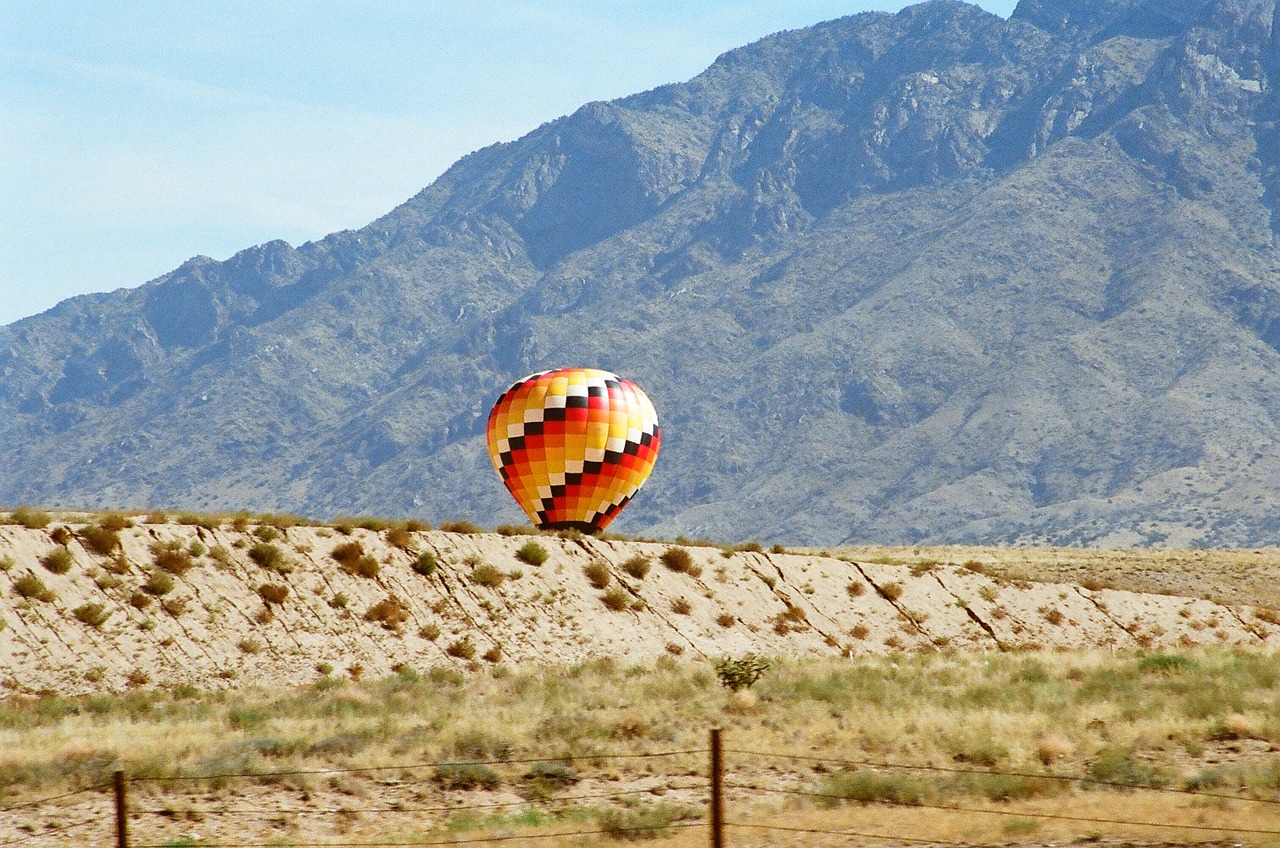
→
(486, 368, 661, 533)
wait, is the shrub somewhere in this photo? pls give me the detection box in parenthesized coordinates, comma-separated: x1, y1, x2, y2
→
(446, 636, 477, 659)
(143, 569, 175, 596)
(660, 548, 694, 573)
(162, 596, 188, 617)
(73, 603, 110, 628)
(49, 525, 73, 545)
(516, 541, 549, 566)
(151, 542, 194, 576)
(583, 560, 611, 589)
(598, 802, 700, 839)
(470, 563, 506, 588)
(258, 584, 289, 605)
(385, 526, 414, 550)
(434, 762, 500, 790)
(670, 597, 693, 615)
(419, 623, 441, 640)
(819, 769, 929, 806)
(330, 541, 378, 578)
(40, 547, 74, 574)
(14, 573, 55, 602)
(440, 520, 482, 534)
(365, 595, 410, 630)
(403, 519, 430, 532)
(129, 592, 152, 610)
(880, 582, 904, 601)
(253, 525, 281, 542)
(716, 613, 736, 628)
(1087, 745, 1168, 788)
(0, 555, 12, 572)
(850, 624, 870, 640)
(770, 543, 787, 554)
(249, 542, 291, 573)
(621, 555, 651, 579)
(714, 655, 770, 692)
(602, 587, 631, 611)
(482, 644, 503, 663)
(237, 637, 264, 655)
(11, 506, 50, 529)
(412, 551, 438, 576)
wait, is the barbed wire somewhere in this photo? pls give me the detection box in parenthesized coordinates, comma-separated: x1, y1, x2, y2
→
(724, 781, 1280, 836)
(133, 784, 705, 816)
(728, 820, 971, 845)
(128, 747, 707, 784)
(132, 820, 704, 847)
(0, 784, 109, 812)
(0, 813, 104, 846)
(725, 746, 1280, 806)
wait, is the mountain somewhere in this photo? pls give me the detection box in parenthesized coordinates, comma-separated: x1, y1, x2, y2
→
(4, 0, 1280, 547)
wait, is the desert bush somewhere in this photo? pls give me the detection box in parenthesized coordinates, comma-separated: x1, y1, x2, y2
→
(254, 525, 281, 542)
(129, 592, 152, 610)
(601, 587, 631, 611)
(249, 542, 292, 574)
(850, 624, 870, 640)
(143, 569, 175, 596)
(237, 637, 264, 655)
(770, 543, 787, 554)
(1087, 745, 1169, 788)
(482, 644, 503, 663)
(446, 636, 477, 660)
(670, 597, 693, 615)
(880, 582, 904, 601)
(583, 560, 611, 589)
(714, 655, 770, 692)
(413, 551, 438, 576)
(439, 520, 481, 534)
(598, 801, 700, 839)
(846, 581, 866, 598)
(78, 525, 121, 556)
(14, 573, 55, 602)
(495, 524, 535, 536)
(470, 562, 506, 588)
(419, 623, 441, 640)
(49, 526, 72, 545)
(97, 512, 134, 532)
(40, 547, 74, 574)
(621, 555, 651, 579)
(0, 555, 12, 572)
(716, 613, 736, 628)
(258, 584, 289, 605)
(819, 769, 929, 806)
(162, 596, 189, 617)
(516, 541, 549, 566)
(365, 595, 410, 630)
(151, 541, 194, 576)
(660, 547, 694, 573)
(73, 603, 110, 628)
(11, 506, 50, 529)
(434, 762, 500, 790)
(330, 541, 378, 578)
(385, 526, 414, 550)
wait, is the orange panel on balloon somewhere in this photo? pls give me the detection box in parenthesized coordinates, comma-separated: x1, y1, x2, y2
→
(486, 368, 661, 533)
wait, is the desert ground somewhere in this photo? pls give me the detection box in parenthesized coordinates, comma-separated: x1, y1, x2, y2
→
(1, 510, 1278, 846)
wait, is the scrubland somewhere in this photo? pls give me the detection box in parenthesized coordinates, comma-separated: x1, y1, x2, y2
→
(0, 509, 1278, 846)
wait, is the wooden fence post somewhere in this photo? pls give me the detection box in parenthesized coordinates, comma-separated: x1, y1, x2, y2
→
(710, 728, 724, 848)
(113, 768, 128, 848)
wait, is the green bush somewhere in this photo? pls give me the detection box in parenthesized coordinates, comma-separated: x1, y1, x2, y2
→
(249, 542, 290, 573)
(714, 655, 771, 692)
(470, 563, 506, 588)
(516, 541, 549, 566)
(79, 525, 121, 555)
(13, 573, 56, 602)
(583, 560, 611, 589)
(660, 547, 694, 573)
(40, 547, 74, 574)
(440, 520, 482, 534)
(598, 801, 700, 839)
(602, 587, 631, 611)
(621, 555, 651, 579)
(1086, 745, 1169, 788)
(10, 506, 50, 529)
(819, 769, 929, 806)
(143, 569, 175, 596)
(434, 762, 500, 790)
(413, 551, 438, 576)
(73, 603, 111, 628)
(151, 541, 194, 576)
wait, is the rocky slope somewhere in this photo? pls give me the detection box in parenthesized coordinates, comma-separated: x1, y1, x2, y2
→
(4, 0, 1280, 546)
(1, 517, 1274, 695)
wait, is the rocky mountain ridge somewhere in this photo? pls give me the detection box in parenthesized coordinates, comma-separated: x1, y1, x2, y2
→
(3, 0, 1280, 545)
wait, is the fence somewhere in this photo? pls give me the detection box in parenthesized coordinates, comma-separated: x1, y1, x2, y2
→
(4, 728, 1280, 847)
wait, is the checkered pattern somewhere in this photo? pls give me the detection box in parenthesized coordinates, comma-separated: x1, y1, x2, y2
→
(486, 368, 661, 532)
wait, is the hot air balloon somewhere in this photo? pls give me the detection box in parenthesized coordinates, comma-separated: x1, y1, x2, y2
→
(486, 368, 661, 533)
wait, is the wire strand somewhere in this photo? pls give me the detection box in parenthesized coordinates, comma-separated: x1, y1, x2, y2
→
(129, 749, 707, 783)
(728, 820, 971, 844)
(132, 820, 704, 847)
(0, 814, 104, 846)
(723, 781, 1280, 836)
(0, 784, 110, 812)
(724, 746, 1280, 806)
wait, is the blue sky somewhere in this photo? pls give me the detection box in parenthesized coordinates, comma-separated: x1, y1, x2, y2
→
(1, 1, 1018, 326)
